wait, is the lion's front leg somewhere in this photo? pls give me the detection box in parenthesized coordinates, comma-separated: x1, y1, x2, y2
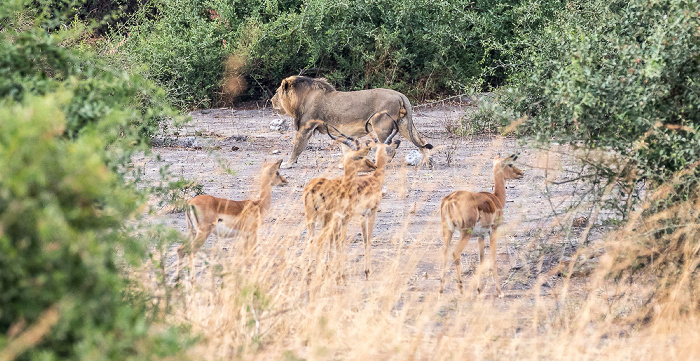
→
(282, 127, 313, 168)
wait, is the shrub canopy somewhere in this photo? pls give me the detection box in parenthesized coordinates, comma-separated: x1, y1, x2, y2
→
(0, 2, 187, 359)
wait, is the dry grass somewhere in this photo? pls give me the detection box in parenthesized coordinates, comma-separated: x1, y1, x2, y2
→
(132, 108, 699, 360)
(138, 179, 698, 361)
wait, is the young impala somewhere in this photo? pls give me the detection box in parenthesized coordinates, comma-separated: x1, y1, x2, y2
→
(439, 154, 524, 297)
(177, 159, 288, 277)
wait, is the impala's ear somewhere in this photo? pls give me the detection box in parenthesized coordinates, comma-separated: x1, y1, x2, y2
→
(511, 153, 519, 161)
(493, 154, 506, 166)
(357, 146, 371, 158)
(274, 158, 283, 167)
(364, 158, 377, 170)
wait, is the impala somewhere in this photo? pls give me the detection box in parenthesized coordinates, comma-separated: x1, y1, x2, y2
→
(177, 159, 287, 277)
(352, 123, 401, 279)
(303, 131, 376, 278)
(439, 154, 524, 297)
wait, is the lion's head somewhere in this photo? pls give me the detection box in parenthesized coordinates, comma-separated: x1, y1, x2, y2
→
(271, 76, 335, 118)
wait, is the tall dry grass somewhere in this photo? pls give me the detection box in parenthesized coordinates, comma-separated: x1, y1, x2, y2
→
(136, 149, 699, 361)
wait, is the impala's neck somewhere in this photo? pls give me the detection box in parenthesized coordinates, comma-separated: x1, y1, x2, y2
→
(257, 178, 273, 214)
(343, 165, 359, 179)
(372, 148, 389, 182)
(493, 168, 506, 208)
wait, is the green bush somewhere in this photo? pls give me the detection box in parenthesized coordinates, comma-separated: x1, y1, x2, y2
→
(112, 0, 571, 107)
(0, 93, 187, 361)
(477, 0, 699, 279)
(488, 0, 699, 200)
(0, 3, 189, 359)
(1, 8, 177, 143)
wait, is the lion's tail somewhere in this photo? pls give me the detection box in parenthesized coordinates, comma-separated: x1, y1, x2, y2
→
(399, 94, 433, 150)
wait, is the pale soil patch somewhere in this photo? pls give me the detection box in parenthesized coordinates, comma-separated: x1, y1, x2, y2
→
(138, 104, 602, 298)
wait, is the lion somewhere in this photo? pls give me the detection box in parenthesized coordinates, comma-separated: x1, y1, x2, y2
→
(270, 76, 433, 168)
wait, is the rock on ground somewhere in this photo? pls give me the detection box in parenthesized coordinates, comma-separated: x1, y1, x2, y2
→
(405, 150, 423, 166)
(269, 118, 288, 132)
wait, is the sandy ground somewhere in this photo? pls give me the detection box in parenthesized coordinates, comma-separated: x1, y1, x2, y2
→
(138, 104, 601, 297)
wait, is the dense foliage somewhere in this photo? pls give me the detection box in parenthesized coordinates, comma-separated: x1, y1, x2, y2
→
(0, 3, 188, 360)
(111, 0, 560, 107)
(489, 0, 699, 201)
(0, 14, 175, 142)
(0, 95, 185, 361)
(480, 0, 700, 278)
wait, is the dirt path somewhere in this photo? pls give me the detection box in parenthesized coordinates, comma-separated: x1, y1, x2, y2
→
(140, 104, 596, 296)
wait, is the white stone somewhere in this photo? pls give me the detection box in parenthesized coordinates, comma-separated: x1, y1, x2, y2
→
(269, 118, 288, 132)
(405, 150, 423, 166)
(183, 136, 198, 148)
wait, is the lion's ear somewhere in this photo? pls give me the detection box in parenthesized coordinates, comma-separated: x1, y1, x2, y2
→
(282, 78, 291, 92)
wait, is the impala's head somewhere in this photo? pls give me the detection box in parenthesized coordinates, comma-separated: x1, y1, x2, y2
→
(493, 154, 524, 180)
(322, 121, 377, 173)
(344, 146, 377, 174)
(262, 159, 288, 186)
(373, 139, 402, 163)
(371, 118, 401, 164)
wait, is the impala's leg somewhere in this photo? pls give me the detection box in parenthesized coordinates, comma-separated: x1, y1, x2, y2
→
(308, 214, 325, 278)
(250, 218, 261, 256)
(439, 223, 454, 294)
(311, 213, 333, 278)
(452, 230, 472, 294)
(334, 225, 347, 284)
(243, 229, 258, 259)
(282, 127, 313, 168)
(477, 236, 485, 294)
(177, 226, 213, 282)
(304, 192, 318, 242)
(305, 214, 316, 242)
(361, 209, 377, 280)
(333, 212, 351, 283)
(309, 236, 325, 282)
(323, 212, 335, 266)
(490, 228, 504, 298)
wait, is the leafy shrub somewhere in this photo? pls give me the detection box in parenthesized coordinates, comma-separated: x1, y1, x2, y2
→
(478, 0, 699, 280)
(112, 0, 571, 107)
(0, 93, 188, 361)
(38, 0, 148, 35)
(0, 8, 178, 143)
(0, 3, 190, 359)
(488, 0, 699, 203)
(458, 108, 500, 136)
